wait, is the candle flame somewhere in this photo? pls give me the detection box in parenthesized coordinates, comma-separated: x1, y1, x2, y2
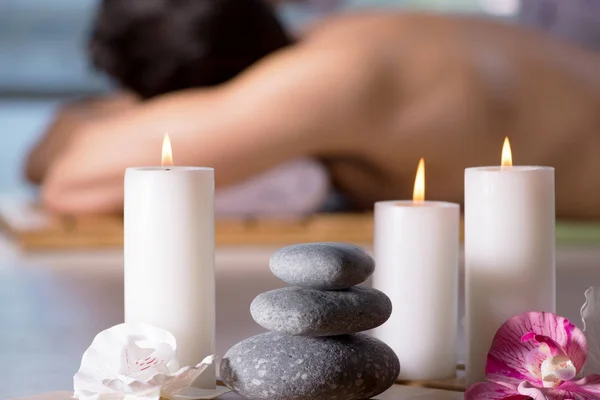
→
(413, 158, 425, 203)
(161, 133, 173, 167)
(501, 137, 512, 168)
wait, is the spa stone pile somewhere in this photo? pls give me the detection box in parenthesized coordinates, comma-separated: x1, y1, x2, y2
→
(220, 242, 400, 400)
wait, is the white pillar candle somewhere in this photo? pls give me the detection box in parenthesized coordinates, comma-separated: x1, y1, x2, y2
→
(372, 159, 460, 381)
(465, 138, 555, 385)
(124, 135, 215, 388)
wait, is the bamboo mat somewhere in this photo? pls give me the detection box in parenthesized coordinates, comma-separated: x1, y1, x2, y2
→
(0, 200, 376, 250)
(0, 199, 598, 251)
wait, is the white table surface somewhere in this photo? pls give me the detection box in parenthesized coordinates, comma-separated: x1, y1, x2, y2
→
(1, 234, 599, 399)
(14, 385, 464, 400)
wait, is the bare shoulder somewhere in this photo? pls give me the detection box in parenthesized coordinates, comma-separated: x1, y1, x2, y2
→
(302, 13, 396, 42)
(303, 12, 482, 45)
(222, 19, 401, 148)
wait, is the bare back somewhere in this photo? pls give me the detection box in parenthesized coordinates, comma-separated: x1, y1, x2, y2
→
(296, 13, 600, 217)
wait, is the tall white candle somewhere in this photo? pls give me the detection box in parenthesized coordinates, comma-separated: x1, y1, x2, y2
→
(465, 138, 555, 385)
(124, 135, 215, 388)
(372, 159, 460, 380)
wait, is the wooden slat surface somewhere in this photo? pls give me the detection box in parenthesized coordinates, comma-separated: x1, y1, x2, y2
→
(0, 200, 378, 250)
(2, 199, 600, 251)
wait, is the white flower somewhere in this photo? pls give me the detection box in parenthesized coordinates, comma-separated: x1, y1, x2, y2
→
(582, 287, 600, 376)
(73, 323, 223, 400)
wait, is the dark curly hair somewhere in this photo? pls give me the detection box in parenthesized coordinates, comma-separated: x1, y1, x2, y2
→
(89, 0, 292, 98)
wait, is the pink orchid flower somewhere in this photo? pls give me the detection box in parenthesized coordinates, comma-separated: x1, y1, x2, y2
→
(465, 312, 600, 399)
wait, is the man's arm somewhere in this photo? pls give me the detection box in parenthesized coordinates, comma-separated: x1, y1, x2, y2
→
(40, 44, 358, 214)
(25, 93, 138, 184)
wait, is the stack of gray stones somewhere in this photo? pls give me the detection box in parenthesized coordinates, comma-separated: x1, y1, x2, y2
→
(221, 242, 400, 400)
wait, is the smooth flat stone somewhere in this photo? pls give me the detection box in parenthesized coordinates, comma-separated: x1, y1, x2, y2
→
(250, 286, 392, 336)
(220, 332, 400, 400)
(269, 242, 375, 290)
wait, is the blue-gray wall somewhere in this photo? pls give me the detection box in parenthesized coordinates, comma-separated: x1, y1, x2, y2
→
(0, 0, 109, 93)
(0, 0, 495, 94)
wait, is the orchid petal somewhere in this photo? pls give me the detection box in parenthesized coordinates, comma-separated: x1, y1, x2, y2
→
(516, 375, 600, 400)
(74, 323, 216, 400)
(160, 355, 215, 398)
(581, 287, 600, 375)
(521, 334, 577, 387)
(516, 381, 550, 399)
(552, 374, 600, 399)
(523, 346, 548, 381)
(523, 334, 564, 357)
(486, 312, 587, 387)
(464, 382, 524, 400)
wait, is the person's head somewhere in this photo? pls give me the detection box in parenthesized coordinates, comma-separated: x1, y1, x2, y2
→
(89, 0, 292, 98)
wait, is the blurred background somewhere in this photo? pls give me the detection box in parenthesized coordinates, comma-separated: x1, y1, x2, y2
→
(2, 4, 600, 398)
(0, 0, 522, 197)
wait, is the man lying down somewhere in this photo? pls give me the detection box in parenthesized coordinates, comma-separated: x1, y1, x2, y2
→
(26, 0, 600, 218)
(26, 0, 332, 217)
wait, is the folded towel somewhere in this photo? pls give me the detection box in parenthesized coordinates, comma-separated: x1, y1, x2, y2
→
(215, 158, 331, 218)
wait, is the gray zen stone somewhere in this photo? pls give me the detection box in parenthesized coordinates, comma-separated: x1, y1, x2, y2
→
(270, 242, 375, 290)
(220, 332, 400, 400)
(250, 286, 392, 336)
